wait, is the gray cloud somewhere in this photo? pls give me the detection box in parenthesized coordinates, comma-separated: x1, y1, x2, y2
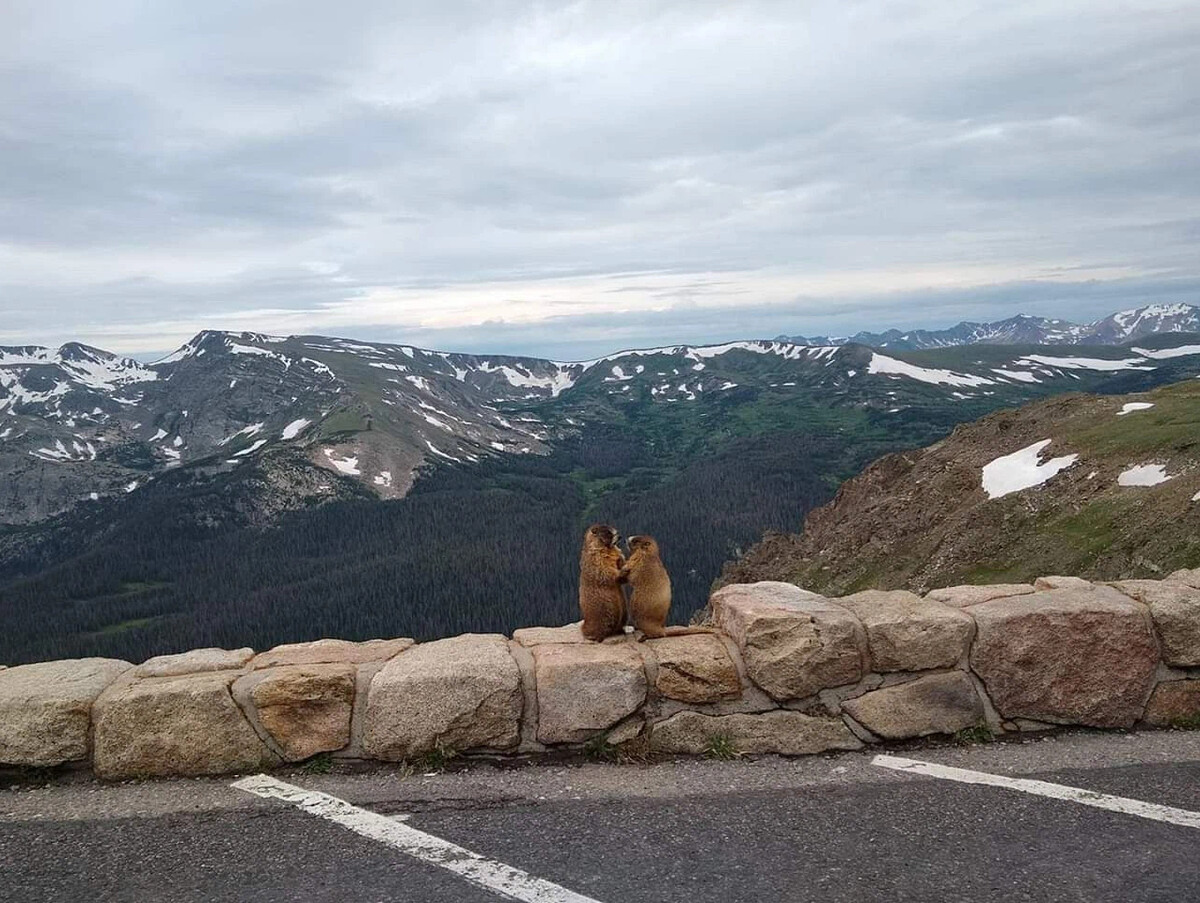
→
(1, 0, 1198, 355)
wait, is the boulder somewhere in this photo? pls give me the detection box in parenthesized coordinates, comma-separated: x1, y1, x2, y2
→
(650, 710, 862, 756)
(709, 582, 864, 701)
(926, 584, 1035, 608)
(836, 590, 973, 672)
(1143, 681, 1200, 727)
(251, 637, 413, 669)
(238, 664, 356, 761)
(532, 643, 647, 744)
(93, 671, 277, 779)
(1111, 580, 1200, 667)
(135, 647, 254, 678)
(1167, 568, 1200, 590)
(646, 634, 741, 704)
(0, 658, 132, 767)
(969, 586, 1159, 728)
(363, 634, 521, 760)
(840, 672, 985, 740)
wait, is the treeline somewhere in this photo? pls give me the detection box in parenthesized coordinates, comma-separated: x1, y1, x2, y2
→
(0, 411, 943, 665)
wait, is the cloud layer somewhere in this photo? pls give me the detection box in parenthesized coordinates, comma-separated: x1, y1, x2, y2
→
(3, 1, 1199, 357)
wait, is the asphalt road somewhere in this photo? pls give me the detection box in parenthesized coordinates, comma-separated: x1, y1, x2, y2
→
(3, 730, 1199, 902)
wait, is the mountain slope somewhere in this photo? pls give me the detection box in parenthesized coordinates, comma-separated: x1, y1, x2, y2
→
(719, 378, 1200, 595)
(782, 303, 1200, 350)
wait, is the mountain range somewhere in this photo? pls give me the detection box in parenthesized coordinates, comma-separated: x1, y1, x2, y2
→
(780, 302, 1200, 350)
(1, 302, 1199, 665)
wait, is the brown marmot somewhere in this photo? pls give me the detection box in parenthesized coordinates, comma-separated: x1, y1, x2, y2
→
(620, 535, 712, 639)
(579, 523, 627, 642)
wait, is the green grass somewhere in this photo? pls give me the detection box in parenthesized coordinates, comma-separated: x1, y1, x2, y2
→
(954, 724, 996, 745)
(704, 733, 740, 760)
(1168, 714, 1200, 731)
(116, 580, 169, 595)
(300, 752, 333, 774)
(88, 616, 161, 637)
(412, 745, 458, 772)
(583, 735, 619, 762)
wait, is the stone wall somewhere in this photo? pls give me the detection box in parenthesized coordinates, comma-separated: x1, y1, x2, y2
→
(2, 570, 1198, 780)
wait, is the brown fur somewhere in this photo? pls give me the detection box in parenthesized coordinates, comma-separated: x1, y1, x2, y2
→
(620, 535, 713, 640)
(579, 523, 627, 642)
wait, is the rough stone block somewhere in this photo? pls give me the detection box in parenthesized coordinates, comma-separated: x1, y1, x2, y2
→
(650, 710, 862, 756)
(93, 671, 277, 779)
(709, 582, 864, 701)
(0, 659, 132, 767)
(1143, 681, 1200, 727)
(135, 647, 253, 678)
(1111, 579, 1200, 667)
(841, 672, 985, 740)
(969, 586, 1159, 728)
(646, 634, 741, 704)
(836, 590, 973, 672)
(532, 643, 647, 743)
(251, 637, 413, 669)
(237, 664, 356, 761)
(363, 634, 521, 760)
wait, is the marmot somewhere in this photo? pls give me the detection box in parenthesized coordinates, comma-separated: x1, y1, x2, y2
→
(579, 523, 627, 642)
(620, 535, 712, 639)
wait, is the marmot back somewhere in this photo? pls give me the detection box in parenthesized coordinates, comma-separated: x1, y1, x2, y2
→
(621, 535, 712, 639)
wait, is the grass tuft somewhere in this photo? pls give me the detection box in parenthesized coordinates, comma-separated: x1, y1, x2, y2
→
(300, 752, 333, 774)
(954, 723, 996, 745)
(704, 732, 740, 760)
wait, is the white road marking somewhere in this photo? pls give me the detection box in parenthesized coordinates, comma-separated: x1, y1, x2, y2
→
(873, 754, 1200, 829)
(231, 774, 604, 903)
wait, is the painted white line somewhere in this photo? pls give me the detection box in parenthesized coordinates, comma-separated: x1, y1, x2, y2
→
(231, 774, 603, 903)
(873, 754, 1200, 830)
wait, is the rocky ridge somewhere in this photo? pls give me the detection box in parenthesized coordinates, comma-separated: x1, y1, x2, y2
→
(782, 302, 1200, 350)
(5, 315, 1200, 527)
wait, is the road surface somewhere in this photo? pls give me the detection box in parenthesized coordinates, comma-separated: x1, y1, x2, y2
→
(3, 729, 1199, 902)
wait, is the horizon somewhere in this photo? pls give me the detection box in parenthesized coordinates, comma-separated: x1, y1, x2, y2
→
(4, 300, 1196, 365)
(3, 2, 1199, 359)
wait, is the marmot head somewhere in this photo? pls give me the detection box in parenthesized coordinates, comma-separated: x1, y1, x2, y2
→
(627, 535, 660, 556)
(585, 523, 620, 548)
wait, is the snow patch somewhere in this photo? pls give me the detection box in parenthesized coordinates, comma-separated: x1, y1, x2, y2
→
(373, 471, 392, 488)
(1132, 344, 1200, 360)
(323, 449, 361, 475)
(1118, 464, 1173, 487)
(1117, 402, 1155, 416)
(991, 368, 1040, 383)
(869, 353, 993, 388)
(281, 418, 311, 440)
(982, 439, 1079, 499)
(1018, 354, 1154, 372)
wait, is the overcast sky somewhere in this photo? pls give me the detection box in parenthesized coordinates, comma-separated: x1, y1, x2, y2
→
(3, 1, 1199, 359)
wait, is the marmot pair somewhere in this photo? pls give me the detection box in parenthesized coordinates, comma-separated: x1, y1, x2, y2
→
(578, 523, 711, 641)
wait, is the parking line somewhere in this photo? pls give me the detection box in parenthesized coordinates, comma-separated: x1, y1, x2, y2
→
(232, 774, 604, 903)
(873, 754, 1200, 829)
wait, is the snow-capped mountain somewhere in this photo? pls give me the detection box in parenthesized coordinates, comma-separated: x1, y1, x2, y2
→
(2, 309, 1200, 526)
(781, 303, 1200, 350)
